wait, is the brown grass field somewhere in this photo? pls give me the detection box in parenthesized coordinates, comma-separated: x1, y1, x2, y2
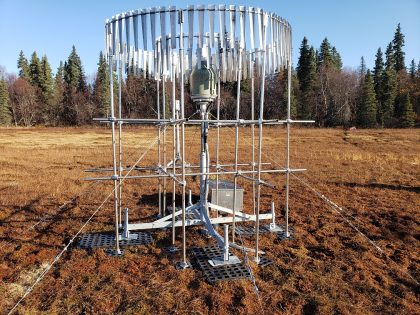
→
(0, 126, 419, 314)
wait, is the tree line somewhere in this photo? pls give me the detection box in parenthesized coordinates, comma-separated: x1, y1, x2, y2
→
(0, 23, 418, 127)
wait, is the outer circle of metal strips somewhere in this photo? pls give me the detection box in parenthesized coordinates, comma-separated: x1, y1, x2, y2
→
(105, 5, 292, 82)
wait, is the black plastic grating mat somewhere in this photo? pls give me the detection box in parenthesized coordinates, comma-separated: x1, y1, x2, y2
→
(78, 232, 153, 249)
(257, 256, 273, 267)
(234, 225, 271, 236)
(190, 246, 251, 284)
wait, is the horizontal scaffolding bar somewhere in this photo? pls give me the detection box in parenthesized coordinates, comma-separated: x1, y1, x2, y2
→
(93, 117, 315, 126)
(85, 168, 307, 181)
(127, 213, 273, 230)
(85, 162, 271, 173)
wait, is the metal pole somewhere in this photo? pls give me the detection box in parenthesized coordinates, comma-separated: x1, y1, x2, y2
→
(157, 42, 162, 218)
(255, 17, 268, 263)
(251, 56, 256, 215)
(171, 50, 177, 245)
(199, 102, 209, 218)
(162, 69, 167, 218)
(215, 55, 221, 219)
(109, 53, 121, 255)
(179, 10, 188, 266)
(118, 44, 123, 227)
(223, 224, 229, 262)
(123, 207, 129, 239)
(232, 46, 243, 243)
(285, 35, 292, 238)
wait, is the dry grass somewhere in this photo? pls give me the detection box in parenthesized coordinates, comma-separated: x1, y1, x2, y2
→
(0, 127, 419, 314)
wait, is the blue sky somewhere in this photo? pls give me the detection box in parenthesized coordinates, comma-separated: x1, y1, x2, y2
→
(0, 0, 419, 77)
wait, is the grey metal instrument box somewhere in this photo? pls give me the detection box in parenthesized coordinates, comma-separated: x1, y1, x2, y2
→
(208, 180, 243, 212)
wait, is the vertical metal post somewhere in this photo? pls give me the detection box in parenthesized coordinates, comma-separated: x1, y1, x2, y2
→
(255, 14, 268, 263)
(171, 49, 177, 245)
(162, 69, 167, 217)
(157, 78, 162, 217)
(118, 44, 123, 227)
(232, 46, 243, 243)
(271, 201, 275, 225)
(215, 56, 221, 218)
(251, 56, 256, 215)
(285, 35, 292, 238)
(199, 102, 209, 219)
(109, 53, 121, 255)
(123, 207, 129, 239)
(179, 10, 188, 266)
(223, 224, 229, 262)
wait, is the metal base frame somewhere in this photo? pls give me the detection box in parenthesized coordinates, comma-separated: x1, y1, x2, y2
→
(78, 231, 153, 249)
(191, 246, 251, 283)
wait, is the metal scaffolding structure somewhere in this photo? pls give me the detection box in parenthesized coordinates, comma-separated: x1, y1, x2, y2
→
(87, 5, 314, 266)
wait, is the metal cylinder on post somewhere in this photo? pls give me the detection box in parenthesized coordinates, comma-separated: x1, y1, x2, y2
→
(223, 224, 229, 262)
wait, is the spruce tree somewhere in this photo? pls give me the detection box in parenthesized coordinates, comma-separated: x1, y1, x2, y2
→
(417, 61, 420, 78)
(331, 46, 342, 69)
(296, 37, 316, 118)
(297, 37, 311, 90)
(392, 23, 406, 72)
(0, 80, 12, 125)
(17, 50, 30, 80)
(409, 59, 416, 79)
(359, 56, 367, 78)
(52, 61, 65, 124)
(373, 48, 384, 98)
(357, 70, 378, 128)
(94, 51, 110, 116)
(64, 45, 87, 92)
(379, 44, 397, 127)
(40, 55, 54, 103)
(317, 38, 333, 69)
(400, 93, 415, 127)
(385, 43, 394, 69)
(29, 51, 43, 87)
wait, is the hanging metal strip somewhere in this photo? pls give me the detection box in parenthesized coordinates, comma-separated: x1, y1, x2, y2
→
(118, 14, 124, 56)
(219, 5, 227, 82)
(143, 50, 147, 78)
(148, 51, 153, 78)
(112, 17, 117, 57)
(249, 7, 255, 51)
(280, 19, 284, 67)
(141, 9, 148, 51)
(208, 5, 215, 48)
(198, 5, 205, 48)
(269, 15, 274, 73)
(133, 11, 139, 51)
(229, 5, 236, 81)
(207, 35, 211, 68)
(169, 6, 177, 49)
(160, 7, 167, 51)
(257, 8, 263, 50)
(125, 12, 131, 55)
(137, 48, 142, 75)
(105, 21, 110, 60)
(160, 7, 167, 76)
(150, 8, 157, 53)
(239, 6, 245, 50)
(187, 5, 194, 71)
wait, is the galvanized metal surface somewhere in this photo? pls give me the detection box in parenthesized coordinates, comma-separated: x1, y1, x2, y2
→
(78, 232, 153, 249)
(191, 246, 251, 283)
(208, 180, 243, 212)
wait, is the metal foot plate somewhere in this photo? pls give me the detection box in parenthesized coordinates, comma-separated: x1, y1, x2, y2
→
(191, 246, 250, 284)
(234, 225, 271, 236)
(78, 231, 153, 249)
